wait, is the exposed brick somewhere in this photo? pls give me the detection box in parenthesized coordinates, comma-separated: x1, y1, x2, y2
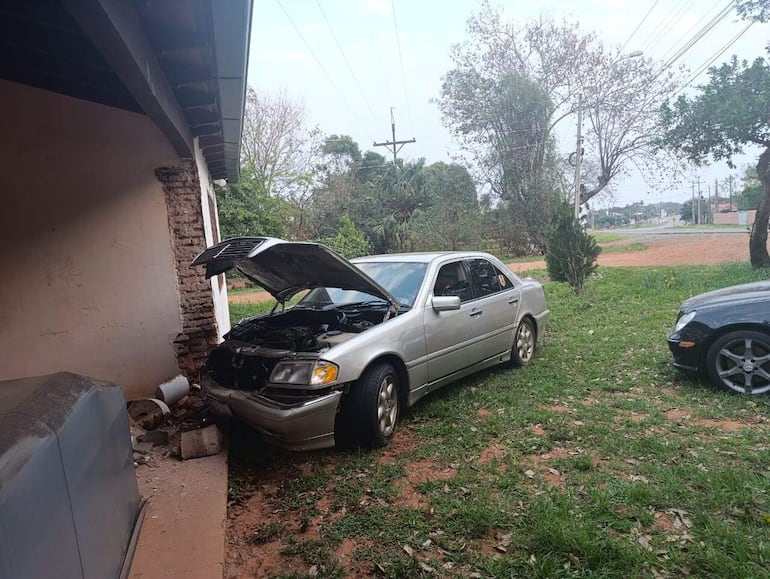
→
(156, 160, 219, 380)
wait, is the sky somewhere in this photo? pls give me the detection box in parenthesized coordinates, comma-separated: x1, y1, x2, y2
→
(247, 0, 770, 208)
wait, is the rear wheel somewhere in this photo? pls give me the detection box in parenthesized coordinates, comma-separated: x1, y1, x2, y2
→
(337, 363, 399, 447)
(510, 318, 536, 367)
(706, 330, 770, 395)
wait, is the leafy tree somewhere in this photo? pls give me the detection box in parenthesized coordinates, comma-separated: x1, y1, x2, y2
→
(216, 178, 287, 239)
(410, 162, 481, 251)
(439, 2, 677, 217)
(317, 215, 372, 259)
(732, 164, 763, 211)
(737, 0, 770, 22)
(371, 160, 431, 252)
(659, 55, 770, 266)
(679, 199, 694, 223)
(545, 201, 601, 293)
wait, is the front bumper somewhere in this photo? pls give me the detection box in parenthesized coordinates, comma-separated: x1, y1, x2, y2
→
(667, 331, 702, 374)
(202, 375, 343, 451)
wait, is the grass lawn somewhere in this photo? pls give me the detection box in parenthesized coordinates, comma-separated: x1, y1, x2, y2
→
(226, 263, 770, 578)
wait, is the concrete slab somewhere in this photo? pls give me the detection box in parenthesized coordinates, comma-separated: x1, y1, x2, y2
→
(129, 451, 228, 579)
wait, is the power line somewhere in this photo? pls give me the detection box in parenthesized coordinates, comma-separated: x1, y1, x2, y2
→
(390, 0, 413, 131)
(316, 0, 383, 134)
(639, 0, 693, 55)
(275, 0, 372, 141)
(661, 1, 735, 71)
(672, 21, 754, 96)
(657, 0, 726, 62)
(620, 0, 660, 53)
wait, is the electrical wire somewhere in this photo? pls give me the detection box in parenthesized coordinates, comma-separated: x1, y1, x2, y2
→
(316, 0, 384, 134)
(671, 21, 755, 96)
(390, 0, 413, 132)
(639, 0, 693, 55)
(275, 0, 373, 141)
(620, 0, 661, 53)
(661, 1, 735, 71)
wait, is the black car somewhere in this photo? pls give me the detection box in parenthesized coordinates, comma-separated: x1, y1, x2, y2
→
(668, 280, 770, 394)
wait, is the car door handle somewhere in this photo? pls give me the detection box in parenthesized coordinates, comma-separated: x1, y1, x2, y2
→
(508, 297, 519, 305)
(469, 308, 482, 317)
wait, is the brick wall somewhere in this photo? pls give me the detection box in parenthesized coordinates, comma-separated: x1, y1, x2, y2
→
(155, 161, 219, 381)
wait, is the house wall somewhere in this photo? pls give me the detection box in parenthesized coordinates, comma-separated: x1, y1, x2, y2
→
(193, 141, 230, 338)
(0, 80, 183, 399)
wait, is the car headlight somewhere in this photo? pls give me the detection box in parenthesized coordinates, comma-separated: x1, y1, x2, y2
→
(270, 360, 339, 385)
(674, 311, 696, 333)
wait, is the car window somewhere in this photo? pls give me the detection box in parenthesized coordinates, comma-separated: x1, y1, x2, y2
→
(434, 262, 473, 302)
(467, 258, 508, 297)
(298, 261, 428, 308)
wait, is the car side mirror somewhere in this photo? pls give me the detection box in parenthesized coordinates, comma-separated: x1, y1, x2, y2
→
(431, 295, 461, 311)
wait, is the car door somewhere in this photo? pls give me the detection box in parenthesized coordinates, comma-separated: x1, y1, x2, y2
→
(423, 260, 480, 381)
(464, 257, 521, 360)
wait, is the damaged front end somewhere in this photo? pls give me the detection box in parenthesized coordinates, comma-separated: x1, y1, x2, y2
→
(201, 300, 393, 450)
(192, 237, 402, 450)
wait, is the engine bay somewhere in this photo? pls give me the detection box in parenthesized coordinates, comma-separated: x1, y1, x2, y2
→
(205, 304, 391, 391)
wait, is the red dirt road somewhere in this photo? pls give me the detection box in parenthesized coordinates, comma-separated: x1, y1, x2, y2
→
(229, 233, 752, 303)
(508, 232, 749, 273)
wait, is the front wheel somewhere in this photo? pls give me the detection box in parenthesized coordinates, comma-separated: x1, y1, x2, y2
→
(337, 363, 400, 448)
(705, 330, 770, 395)
(510, 318, 536, 368)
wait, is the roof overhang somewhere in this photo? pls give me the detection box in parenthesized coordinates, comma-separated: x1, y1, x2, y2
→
(1, 0, 251, 182)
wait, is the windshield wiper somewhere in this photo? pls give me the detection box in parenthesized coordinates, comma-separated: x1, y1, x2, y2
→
(337, 299, 389, 309)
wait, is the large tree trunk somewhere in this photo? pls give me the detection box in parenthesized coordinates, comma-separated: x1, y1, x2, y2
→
(749, 147, 770, 268)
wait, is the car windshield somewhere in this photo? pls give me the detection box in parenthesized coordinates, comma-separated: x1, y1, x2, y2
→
(297, 261, 428, 308)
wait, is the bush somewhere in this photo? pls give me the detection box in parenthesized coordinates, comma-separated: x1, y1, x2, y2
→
(317, 215, 372, 259)
(545, 201, 601, 293)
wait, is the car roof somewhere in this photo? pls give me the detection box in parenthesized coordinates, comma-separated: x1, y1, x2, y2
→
(352, 251, 495, 265)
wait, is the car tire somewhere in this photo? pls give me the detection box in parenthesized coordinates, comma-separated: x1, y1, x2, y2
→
(510, 318, 536, 368)
(705, 330, 770, 395)
(338, 363, 399, 448)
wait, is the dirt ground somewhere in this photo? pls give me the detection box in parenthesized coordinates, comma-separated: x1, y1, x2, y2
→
(222, 230, 752, 577)
(229, 232, 750, 303)
(508, 231, 749, 273)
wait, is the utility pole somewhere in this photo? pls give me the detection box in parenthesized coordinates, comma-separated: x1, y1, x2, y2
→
(697, 181, 702, 225)
(373, 108, 415, 163)
(728, 174, 734, 210)
(574, 94, 583, 220)
(691, 181, 695, 224)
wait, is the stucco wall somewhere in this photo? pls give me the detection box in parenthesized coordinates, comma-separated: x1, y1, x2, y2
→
(0, 80, 183, 399)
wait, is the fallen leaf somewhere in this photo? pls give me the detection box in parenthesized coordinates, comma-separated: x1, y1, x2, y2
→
(547, 468, 561, 476)
(308, 565, 318, 577)
(403, 545, 414, 557)
(524, 469, 535, 479)
(418, 562, 435, 573)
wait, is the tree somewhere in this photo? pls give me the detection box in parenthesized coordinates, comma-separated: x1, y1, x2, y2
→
(411, 162, 482, 251)
(679, 199, 694, 224)
(439, 2, 677, 216)
(737, 0, 770, 22)
(545, 201, 601, 294)
(659, 55, 770, 266)
(236, 87, 322, 239)
(216, 180, 287, 239)
(734, 165, 763, 210)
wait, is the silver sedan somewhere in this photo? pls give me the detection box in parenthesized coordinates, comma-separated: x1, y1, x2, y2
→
(193, 237, 549, 451)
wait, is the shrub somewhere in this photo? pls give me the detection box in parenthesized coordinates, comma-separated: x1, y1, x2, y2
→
(545, 201, 601, 293)
(317, 215, 372, 259)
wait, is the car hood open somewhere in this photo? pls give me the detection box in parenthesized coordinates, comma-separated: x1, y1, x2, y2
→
(682, 280, 770, 310)
(192, 237, 399, 306)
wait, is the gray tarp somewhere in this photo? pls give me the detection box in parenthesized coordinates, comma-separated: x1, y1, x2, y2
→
(0, 372, 142, 579)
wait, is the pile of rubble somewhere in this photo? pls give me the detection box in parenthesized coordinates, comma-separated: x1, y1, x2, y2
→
(127, 376, 223, 466)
